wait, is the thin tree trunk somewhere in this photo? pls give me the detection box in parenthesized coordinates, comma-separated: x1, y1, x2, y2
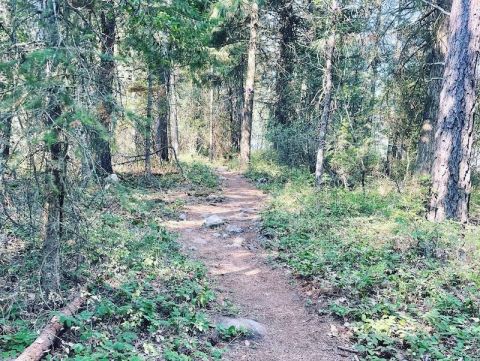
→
(156, 70, 169, 161)
(240, 1, 259, 165)
(0, 0, 18, 168)
(93, 0, 115, 175)
(144, 69, 153, 175)
(415, 2, 450, 175)
(314, 2, 338, 186)
(169, 65, 179, 157)
(427, 0, 480, 223)
(0, 115, 12, 162)
(209, 85, 215, 161)
(39, 0, 67, 296)
(274, 0, 296, 126)
(228, 85, 236, 152)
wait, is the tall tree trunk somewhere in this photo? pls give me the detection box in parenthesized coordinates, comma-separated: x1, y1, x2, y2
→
(169, 65, 179, 157)
(230, 64, 244, 153)
(240, 1, 259, 165)
(228, 85, 237, 152)
(0, 0, 18, 168)
(209, 85, 215, 161)
(415, 2, 450, 175)
(156, 70, 169, 161)
(0, 115, 12, 162)
(144, 69, 153, 175)
(314, 2, 338, 186)
(39, 0, 67, 296)
(93, 0, 115, 175)
(427, 0, 480, 223)
(274, 0, 296, 125)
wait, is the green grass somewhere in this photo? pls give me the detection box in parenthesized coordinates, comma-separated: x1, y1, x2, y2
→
(0, 162, 221, 360)
(247, 151, 480, 361)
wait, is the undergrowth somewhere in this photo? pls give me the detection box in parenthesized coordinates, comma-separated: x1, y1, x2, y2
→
(247, 151, 480, 361)
(0, 161, 221, 360)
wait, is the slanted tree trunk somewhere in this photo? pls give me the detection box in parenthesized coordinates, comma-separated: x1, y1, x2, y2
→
(169, 66, 179, 157)
(144, 69, 153, 175)
(315, 2, 338, 186)
(415, 2, 450, 175)
(427, 0, 480, 223)
(240, 1, 259, 165)
(156, 70, 169, 161)
(15, 293, 86, 361)
(93, 0, 115, 175)
(39, 0, 67, 296)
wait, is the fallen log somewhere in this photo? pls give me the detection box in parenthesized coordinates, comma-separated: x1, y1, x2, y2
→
(15, 294, 86, 361)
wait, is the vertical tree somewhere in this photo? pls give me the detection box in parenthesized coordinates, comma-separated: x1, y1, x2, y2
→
(415, 0, 450, 175)
(427, 0, 480, 222)
(169, 66, 179, 157)
(274, 0, 297, 125)
(0, 0, 18, 166)
(39, 0, 68, 296)
(145, 69, 153, 175)
(240, 0, 259, 164)
(156, 70, 170, 161)
(209, 81, 215, 161)
(315, 0, 339, 186)
(93, 0, 115, 175)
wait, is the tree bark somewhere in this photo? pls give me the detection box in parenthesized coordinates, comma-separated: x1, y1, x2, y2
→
(93, 0, 115, 175)
(0, 0, 18, 167)
(315, 2, 338, 186)
(240, 1, 259, 165)
(169, 65, 179, 158)
(39, 0, 67, 296)
(0, 115, 12, 161)
(427, 0, 480, 223)
(15, 294, 85, 361)
(144, 69, 153, 175)
(415, 2, 450, 175)
(156, 70, 169, 162)
(274, 0, 296, 126)
(209, 85, 215, 161)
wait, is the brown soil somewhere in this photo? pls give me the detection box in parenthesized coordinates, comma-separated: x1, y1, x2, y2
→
(166, 169, 352, 361)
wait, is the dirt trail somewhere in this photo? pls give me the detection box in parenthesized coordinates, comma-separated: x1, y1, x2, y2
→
(167, 169, 345, 361)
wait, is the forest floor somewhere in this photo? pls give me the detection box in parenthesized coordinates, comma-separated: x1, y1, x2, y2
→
(166, 168, 348, 361)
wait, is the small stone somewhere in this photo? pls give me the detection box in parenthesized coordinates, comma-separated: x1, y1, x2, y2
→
(216, 317, 266, 339)
(179, 213, 187, 221)
(226, 225, 243, 234)
(231, 237, 244, 247)
(105, 173, 119, 183)
(206, 194, 225, 203)
(192, 238, 207, 245)
(204, 215, 224, 228)
(213, 232, 221, 238)
(189, 246, 197, 251)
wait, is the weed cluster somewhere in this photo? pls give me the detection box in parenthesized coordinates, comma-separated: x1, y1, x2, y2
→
(248, 151, 480, 361)
(1, 163, 221, 360)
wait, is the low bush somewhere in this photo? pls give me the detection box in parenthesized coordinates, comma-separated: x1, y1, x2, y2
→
(248, 152, 480, 361)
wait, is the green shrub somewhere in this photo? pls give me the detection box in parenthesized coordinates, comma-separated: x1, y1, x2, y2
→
(251, 152, 480, 360)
